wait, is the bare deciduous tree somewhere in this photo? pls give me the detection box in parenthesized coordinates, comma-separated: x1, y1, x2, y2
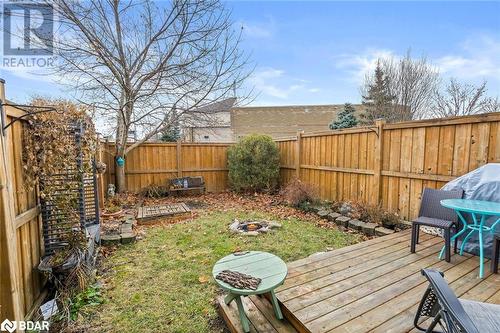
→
(431, 79, 498, 118)
(361, 51, 439, 122)
(484, 97, 500, 114)
(47, 0, 251, 191)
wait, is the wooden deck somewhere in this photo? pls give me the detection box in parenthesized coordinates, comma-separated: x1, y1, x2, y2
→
(277, 230, 499, 333)
(218, 230, 500, 333)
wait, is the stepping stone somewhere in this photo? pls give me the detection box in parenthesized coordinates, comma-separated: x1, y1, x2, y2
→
(335, 216, 350, 227)
(397, 220, 412, 230)
(101, 234, 121, 246)
(327, 212, 341, 222)
(121, 232, 137, 244)
(348, 219, 364, 231)
(375, 226, 395, 236)
(317, 209, 331, 219)
(308, 205, 323, 214)
(120, 223, 133, 233)
(361, 222, 378, 236)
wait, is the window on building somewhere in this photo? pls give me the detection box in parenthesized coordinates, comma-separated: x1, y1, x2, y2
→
(204, 135, 209, 140)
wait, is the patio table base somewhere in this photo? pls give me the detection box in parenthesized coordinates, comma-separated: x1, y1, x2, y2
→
(439, 200, 500, 279)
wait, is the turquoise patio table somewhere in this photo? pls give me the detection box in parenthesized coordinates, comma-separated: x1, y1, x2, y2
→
(440, 199, 500, 278)
(212, 251, 287, 332)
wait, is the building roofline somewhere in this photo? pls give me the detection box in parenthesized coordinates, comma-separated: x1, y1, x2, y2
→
(232, 103, 363, 110)
(185, 125, 231, 129)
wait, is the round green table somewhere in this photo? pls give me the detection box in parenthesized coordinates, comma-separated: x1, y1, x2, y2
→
(440, 199, 500, 278)
(212, 251, 288, 332)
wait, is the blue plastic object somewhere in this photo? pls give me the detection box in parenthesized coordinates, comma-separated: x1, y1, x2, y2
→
(116, 156, 125, 167)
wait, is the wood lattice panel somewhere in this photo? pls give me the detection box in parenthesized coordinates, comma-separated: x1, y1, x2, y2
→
(137, 203, 191, 222)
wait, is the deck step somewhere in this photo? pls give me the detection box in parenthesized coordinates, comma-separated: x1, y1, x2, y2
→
(217, 295, 297, 333)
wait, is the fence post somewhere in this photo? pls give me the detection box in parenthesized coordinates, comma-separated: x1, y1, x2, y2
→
(373, 119, 386, 206)
(176, 139, 182, 177)
(97, 143, 105, 208)
(0, 79, 23, 324)
(295, 131, 303, 179)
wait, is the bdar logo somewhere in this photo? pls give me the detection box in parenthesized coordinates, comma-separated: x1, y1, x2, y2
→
(0, 319, 16, 333)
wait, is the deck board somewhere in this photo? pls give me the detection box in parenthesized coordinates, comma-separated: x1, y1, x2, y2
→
(276, 230, 500, 333)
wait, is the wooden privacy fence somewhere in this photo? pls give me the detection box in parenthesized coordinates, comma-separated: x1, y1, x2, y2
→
(278, 113, 500, 221)
(100, 141, 231, 193)
(100, 113, 500, 222)
(0, 82, 44, 323)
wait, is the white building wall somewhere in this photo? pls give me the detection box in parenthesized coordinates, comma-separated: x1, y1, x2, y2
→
(189, 127, 234, 142)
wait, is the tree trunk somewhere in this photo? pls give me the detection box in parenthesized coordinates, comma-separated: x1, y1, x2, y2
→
(115, 158, 126, 193)
(115, 104, 128, 193)
(115, 144, 126, 193)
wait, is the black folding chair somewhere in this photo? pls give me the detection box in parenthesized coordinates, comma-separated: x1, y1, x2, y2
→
(414, 269, 500, 333)
(411, 188, 464, 262)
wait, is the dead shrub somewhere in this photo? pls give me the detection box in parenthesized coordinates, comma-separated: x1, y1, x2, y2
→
(280, 179, 319, 207)
(342, 201, 401, 229)
(139, 184, 169, 198)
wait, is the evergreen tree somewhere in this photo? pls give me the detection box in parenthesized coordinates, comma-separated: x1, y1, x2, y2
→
(160, 124, 181, 142)
(330, 103, 358, 129)
(160, 108, 181, 142)
(361, 61, 395, 123)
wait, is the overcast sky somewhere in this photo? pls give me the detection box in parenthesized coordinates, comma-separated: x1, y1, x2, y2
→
(1, 1, 499, 106)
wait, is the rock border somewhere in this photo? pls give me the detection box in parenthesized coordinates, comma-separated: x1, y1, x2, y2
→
(313, 208, 401, 237)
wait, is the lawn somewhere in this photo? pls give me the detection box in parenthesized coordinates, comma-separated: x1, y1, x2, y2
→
(87, 208, 361, 332)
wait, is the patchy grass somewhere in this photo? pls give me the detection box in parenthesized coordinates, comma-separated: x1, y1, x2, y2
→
(89, 210, 361, 332)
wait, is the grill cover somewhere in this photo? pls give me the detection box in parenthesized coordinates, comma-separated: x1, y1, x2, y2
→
(441, 163, 500, 257)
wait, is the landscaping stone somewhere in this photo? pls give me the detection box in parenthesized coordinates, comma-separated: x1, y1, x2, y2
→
(120, 223, 133, 233)
(397, 220, 412, 230)
(361, 222, 378, 236)
(123, 216, 135, 223)
(339, 202, 353, 215)
(375, 226, 395, 236)
(101, 234, 121, 246)
(327, 212, 341, 222)
(335, 216, 350, 227)
(317, 209, 331, 219)
(308, 205, 323, 214)
(267, 221, 282, 229)
(241, 231, 259, 236)
(348, 219, 364, 231)
(120, 232, 137, 244)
